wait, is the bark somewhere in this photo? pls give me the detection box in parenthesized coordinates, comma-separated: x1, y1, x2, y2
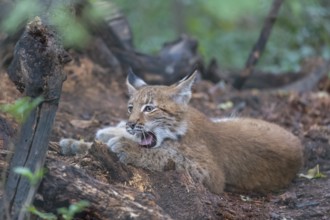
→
(40, 157, 172, 220)
(0, 116, 15, 150)
(0, 17, 70, 219)
(43, 142, 220, 220)
(88, 142, 133, 183)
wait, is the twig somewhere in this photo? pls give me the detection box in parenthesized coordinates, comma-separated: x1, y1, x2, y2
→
(233, 0, 284, 89)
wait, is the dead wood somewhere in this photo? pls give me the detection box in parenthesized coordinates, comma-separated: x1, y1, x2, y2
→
(40, 157, 172, 220)
(233, 0, 284, 89)
(91, 32, 202, 84)
(43, 142, 220, 219)
(88, 142, 133, 183)
(0, 141, 219, 220)
(83, 1, 202, 84)
(0, 17, 70, 219)
(203, 58, 225, 83)
(0, 116, 15, 150)
(278, 59, 330, 93)
(87, 142, 220, 219)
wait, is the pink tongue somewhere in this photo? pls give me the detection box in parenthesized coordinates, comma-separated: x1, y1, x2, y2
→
(140, 134, 153, 145)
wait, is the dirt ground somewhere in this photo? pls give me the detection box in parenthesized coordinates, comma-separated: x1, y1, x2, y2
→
(1, 56, 330, 219)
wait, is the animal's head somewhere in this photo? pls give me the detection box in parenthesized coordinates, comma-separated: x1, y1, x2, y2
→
(125, 69, 197, 148)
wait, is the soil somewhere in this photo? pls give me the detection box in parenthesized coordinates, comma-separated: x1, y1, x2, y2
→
(1, 56, 330, 219)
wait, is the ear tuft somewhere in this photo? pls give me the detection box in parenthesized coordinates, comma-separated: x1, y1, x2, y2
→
(126, 68, 147, 95)
(170, 70, 198, 104)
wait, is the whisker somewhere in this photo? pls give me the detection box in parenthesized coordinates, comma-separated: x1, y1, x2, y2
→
(142, 130, 147, 142)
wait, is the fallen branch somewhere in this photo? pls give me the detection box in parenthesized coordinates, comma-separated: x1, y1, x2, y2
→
(40, 157, 172, 220)
(45, 142, 220, 219)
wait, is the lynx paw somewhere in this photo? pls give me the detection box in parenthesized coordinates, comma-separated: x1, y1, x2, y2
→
(95, 121, 135, 143)
(95, 127, 117, 143)
(59, 138, 92, 155)
(107, 137, 135, 163)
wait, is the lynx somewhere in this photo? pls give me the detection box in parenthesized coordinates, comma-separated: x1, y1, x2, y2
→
(60, 70, 303, 194)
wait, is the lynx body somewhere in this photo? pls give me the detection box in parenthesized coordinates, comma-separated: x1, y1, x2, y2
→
(60, 71, 303, 194)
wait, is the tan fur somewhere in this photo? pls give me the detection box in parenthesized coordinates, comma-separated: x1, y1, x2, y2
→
(60, 71, 303, 194)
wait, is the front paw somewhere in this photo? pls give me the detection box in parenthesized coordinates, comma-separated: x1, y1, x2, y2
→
(107, 137, 135, 163)
(95, 121, 136, 144)
(95, 126, 117, 143)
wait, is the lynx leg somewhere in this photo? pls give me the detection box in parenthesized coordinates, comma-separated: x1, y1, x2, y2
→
(205, 169, 225, 194)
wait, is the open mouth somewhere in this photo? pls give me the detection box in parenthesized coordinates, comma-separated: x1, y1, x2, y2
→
(139, 132, 157, 148)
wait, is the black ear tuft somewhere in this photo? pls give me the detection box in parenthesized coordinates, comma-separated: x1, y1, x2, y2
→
(170, 70, 198, 104)
(127, 68, 137, 85)
(177, 69, 199, 84)
(126, 68, 147, 95)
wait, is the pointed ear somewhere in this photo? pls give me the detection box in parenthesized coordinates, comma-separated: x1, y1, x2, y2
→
(126, 68, 147, 95)
(170, 70, 198, 104)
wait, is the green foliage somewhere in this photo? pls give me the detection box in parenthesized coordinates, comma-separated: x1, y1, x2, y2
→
(1, 0, 107, 48)
(2, 0, 41, 34)
(0, 97, 43, 123)
(112, 0, 268, 66)
(27, 206, 57, 220)
(27, 201, 90, 220)
(2, 0, 329, 73)
(57, 200, 90, 220)
(15, 167, 89, 220)
(50, 5, 90, 48)
(260, 0, 330, 72)
(112, 0, 176, 54)
(113, 0, 330, 73)
(14, 166, 46, 186)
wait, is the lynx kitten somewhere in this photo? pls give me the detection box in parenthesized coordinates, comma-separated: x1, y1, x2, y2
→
(60, 70, 303, 194)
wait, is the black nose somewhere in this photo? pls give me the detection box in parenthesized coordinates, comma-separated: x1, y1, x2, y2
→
(126, 121, 136, 129)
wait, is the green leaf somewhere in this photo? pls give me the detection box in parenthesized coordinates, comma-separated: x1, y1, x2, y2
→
(57, 207, 68, 215)
(14, 166, 46, 186)
(69, 200, 89, 214)
(14, 167, 34, 183)
(27, 206, 57, 220)
(57, 200, 89, 220)
(0, 97, 43, 123)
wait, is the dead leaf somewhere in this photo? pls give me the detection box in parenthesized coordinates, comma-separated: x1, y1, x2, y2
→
(298, 164, 327, 179)
(240, 195, 252, 202)
(217, 101, 233, 110)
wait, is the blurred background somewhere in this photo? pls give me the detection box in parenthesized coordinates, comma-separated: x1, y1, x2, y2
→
(112, 0, 330, 73)
(1, 0, 330, 75)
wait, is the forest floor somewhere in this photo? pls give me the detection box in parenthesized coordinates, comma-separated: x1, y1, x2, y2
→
(1, 56, 330, 219)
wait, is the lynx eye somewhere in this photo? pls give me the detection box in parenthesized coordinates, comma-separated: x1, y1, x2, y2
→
(127, 105, 133, 113)
(143, 105, 155, 113)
